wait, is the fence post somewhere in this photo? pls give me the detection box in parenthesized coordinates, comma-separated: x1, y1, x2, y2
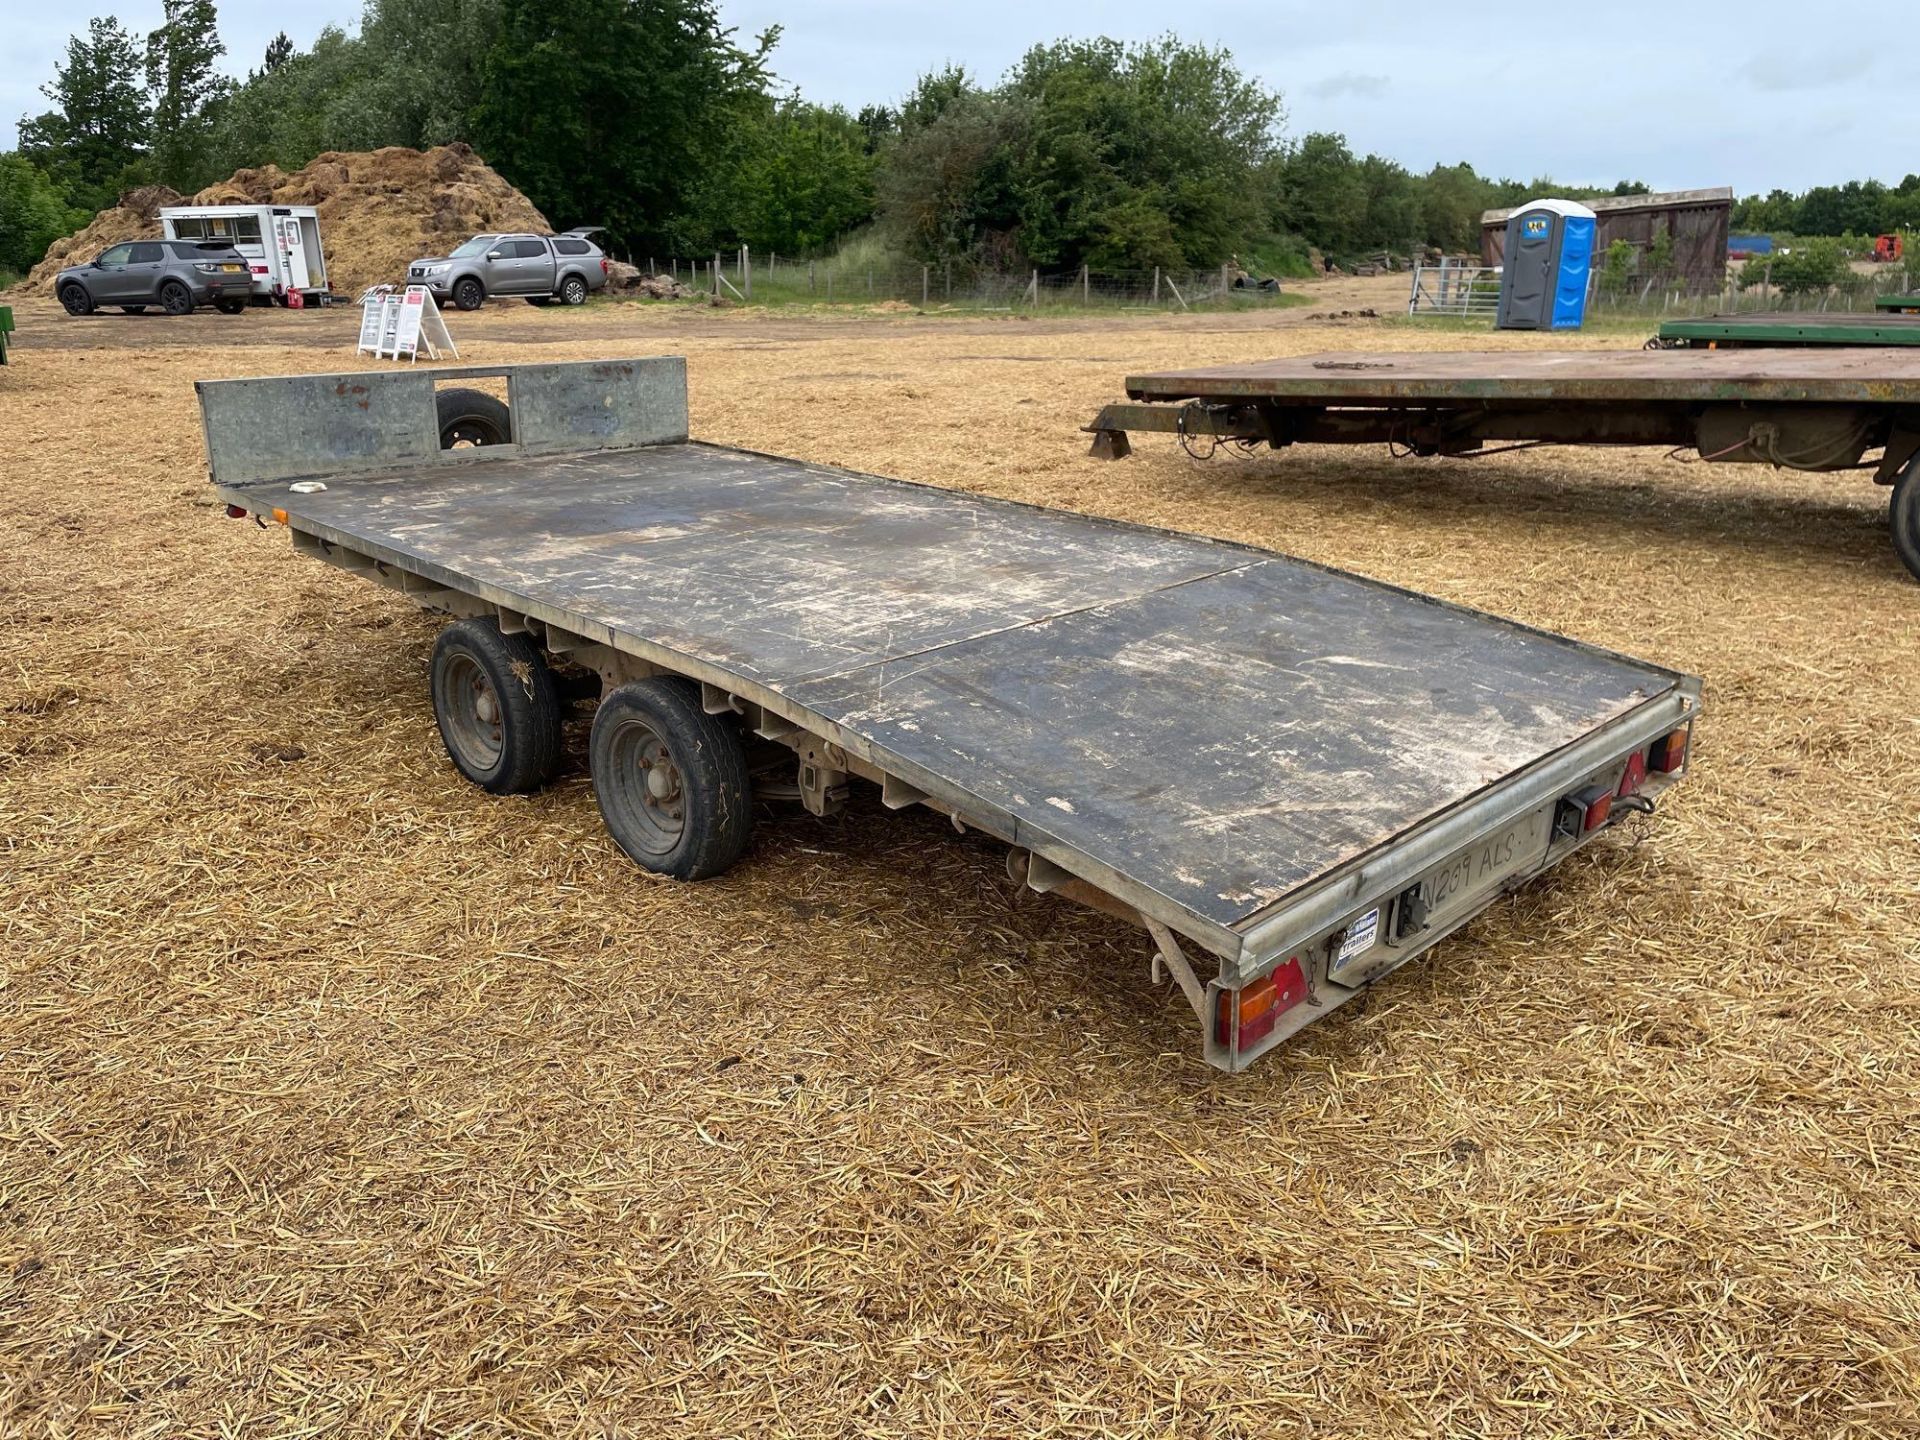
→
(809, 260, 815, 295)
(742, 246, 751, 300)
(1081, 264, 1089, 305)
(826, 270, 833, 303)
(921, 265, 929, 306)
(867, 268, 873, 297)
(1026, 269, 1038, 308)
(1220, 262, 1230, 299)
(1153, 266, 1160, 304)
(944, 258, 952, 301)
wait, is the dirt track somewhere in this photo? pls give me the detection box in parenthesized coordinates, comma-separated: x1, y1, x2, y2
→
(3, 280, 1917, 1436)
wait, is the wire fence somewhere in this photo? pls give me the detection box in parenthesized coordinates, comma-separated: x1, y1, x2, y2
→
(1586, 262, 1920, 317)
(1405, 257, 1920, 321)
(620, 250, 1298, 312)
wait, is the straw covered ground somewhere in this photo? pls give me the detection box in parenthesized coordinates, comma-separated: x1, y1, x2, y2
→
(2, 286, 1918, 1437)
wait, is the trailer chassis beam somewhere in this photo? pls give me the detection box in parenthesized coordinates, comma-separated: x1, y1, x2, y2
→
(1088, 400, 1720, 459)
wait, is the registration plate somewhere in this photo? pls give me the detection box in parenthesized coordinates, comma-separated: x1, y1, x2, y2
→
(1329, 808, 1550, 981)
(1422, 810, 1549, 928)
(221, 264, 244, 272)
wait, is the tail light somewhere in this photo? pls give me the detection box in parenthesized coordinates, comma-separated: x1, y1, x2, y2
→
(1617, 750, 1647, 797)
(1558, 782, 1613, 837)
(1215, 958, 1308, 1051)
(601, 258, 610, 275)
(1650, 727, 1689, 775)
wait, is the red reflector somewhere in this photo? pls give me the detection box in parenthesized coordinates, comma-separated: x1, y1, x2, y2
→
(251, 265, 268, 274)
(1218, 958, 1309, 1051)
(1581, 788, 1613, 831)
(1617, 751, 1647, 797)
(1650, 728, 1688, 774)
(225, 504, 247, 519)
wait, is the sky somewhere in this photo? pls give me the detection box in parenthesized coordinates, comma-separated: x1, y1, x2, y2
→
(0, 0, 1896, 195)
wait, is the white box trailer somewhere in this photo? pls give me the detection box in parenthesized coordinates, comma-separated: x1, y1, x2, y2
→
(159, 205, 330, 306)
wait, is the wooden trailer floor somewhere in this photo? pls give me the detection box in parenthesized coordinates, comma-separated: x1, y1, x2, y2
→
(233, 441, 1681, 934)
(1125, 346, 1920, 404)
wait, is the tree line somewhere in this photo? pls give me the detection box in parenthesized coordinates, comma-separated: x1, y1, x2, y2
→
(5, 0, 1663, 281)
(1733, 178, 1920, 241)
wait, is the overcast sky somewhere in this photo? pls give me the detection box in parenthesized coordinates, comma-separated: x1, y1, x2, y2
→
(0, 0, 1894, 194)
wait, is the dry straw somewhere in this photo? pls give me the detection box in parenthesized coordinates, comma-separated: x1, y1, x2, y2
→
(1, 291, 1916, 1436)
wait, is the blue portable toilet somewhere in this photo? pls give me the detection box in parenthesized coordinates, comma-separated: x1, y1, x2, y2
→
(1496, 198, 1597, 330)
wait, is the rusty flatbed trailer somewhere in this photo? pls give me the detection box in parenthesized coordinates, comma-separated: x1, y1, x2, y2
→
(1653, 312, 1920, 348)
(200, 358, 1698, 1072)
(1085, 348, 1920, 581)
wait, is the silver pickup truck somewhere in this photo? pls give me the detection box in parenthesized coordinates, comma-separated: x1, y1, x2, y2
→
(408, 228, 609, 310)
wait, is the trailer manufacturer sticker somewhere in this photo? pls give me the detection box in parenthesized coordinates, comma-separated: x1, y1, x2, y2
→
(1335, 907, 1379, 966)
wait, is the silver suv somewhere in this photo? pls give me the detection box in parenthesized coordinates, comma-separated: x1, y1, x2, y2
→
(408, 229, 610, 311)
(56, 240, 251, 317)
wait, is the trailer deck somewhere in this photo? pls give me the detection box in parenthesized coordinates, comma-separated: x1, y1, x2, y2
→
(1086, 347, 1920, 581)
(202, 358, 1698, 1070)
(1654, 312, 1920, 347)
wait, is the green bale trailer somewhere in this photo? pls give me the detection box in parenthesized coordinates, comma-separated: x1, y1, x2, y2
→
(1653, 312, 1920, 348)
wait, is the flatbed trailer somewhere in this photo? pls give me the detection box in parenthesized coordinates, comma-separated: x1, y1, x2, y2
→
(201, 358, 1699, 1072)
(1876, 295, 1920, 314)
(1653, 312, 1920, 348)
(1085, 348, 1920, 582)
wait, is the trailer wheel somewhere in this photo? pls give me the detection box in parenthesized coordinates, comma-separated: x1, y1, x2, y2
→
(452, 277, 485, 311)
(214, 299, 247, 315)
(559, 275, 588, 306)
(429, 618, 564, 794)
(437, 387, 512, 448)
(591, 677, 753, 880)
(122, 305, 147, 315)
(1893, 459, 1920, 583)
(160, 281, 193, 316)
(59, 284, 94, 316)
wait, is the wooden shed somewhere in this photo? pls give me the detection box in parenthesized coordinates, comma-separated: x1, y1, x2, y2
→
(1481, 187, 1733, 293)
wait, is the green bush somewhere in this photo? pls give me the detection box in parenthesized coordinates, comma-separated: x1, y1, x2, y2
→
(0, 153, 89, 274)
(1742, 237, 1847, 294)
(1598, 238, 1635, 293)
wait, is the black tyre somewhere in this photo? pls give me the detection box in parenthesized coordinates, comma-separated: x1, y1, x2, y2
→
(452, 277, 485, 311)
(436, 387, 512, 449)
(59, 285, 94, 317)
(122, 305, 147, 315)
(591, 677, 753, 880)
(558, 274, 588, 306)
(1893, 459, 1920, 583)
(429, 618, 563, 794)
(159, 281, 193, 316)
(214, 298, 247, 315)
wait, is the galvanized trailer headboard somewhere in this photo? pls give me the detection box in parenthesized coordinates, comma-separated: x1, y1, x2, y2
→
(197, 357, 689, 487)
